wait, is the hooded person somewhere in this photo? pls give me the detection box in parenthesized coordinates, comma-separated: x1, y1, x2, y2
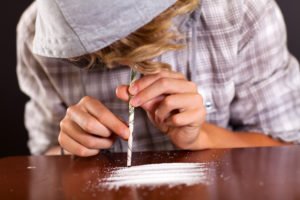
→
(17, 0, 300, 156)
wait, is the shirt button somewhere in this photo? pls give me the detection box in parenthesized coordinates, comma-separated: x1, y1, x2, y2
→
(205, 101, 213, 111)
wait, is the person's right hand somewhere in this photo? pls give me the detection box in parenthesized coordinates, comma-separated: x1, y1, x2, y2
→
(58, 96, 129, 157)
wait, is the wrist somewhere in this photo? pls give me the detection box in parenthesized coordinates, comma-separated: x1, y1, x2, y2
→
(180, 127, 212, 150)
(198, 123, 247, 149)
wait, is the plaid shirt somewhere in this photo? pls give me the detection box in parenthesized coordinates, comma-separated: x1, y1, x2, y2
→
(17, 0, 300, 155)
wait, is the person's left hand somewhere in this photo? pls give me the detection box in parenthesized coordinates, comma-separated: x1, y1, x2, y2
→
(116, 70, 207, 150)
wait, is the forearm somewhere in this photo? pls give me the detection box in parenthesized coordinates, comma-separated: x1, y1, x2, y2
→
(192, 123, 289, 149)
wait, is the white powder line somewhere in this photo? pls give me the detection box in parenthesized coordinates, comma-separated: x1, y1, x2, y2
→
(100, 163, 212, 189)
(103, 177, 204, 187)
(115, 166, 207, 173)
(114, 162, 207, 172)
(108, 169, 207, 179)
(104, 171, 203, 181)
(105, 169, 206, 178)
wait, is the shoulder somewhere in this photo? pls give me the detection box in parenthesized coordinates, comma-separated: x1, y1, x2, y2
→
(189, 0, 274, 34)
(17, 2, 37, 43)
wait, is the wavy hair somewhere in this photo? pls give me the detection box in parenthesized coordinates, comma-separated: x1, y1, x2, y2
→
(71, 0, 199, 74)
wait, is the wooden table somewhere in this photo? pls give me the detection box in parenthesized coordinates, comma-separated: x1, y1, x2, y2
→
(1, 146, 300, 200)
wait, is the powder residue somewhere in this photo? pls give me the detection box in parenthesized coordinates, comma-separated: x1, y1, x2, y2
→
(100, 162, 212, 189)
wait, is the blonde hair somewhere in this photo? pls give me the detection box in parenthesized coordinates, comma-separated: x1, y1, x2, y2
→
(71, 0, 199, 74)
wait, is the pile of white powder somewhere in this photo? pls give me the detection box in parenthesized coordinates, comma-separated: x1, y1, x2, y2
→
(100, 163, 211, 189)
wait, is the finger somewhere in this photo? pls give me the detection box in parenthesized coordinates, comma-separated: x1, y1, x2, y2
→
(141, 95, 165, 112)
(128, 71, 186, 96)
(66, 105, 111, 137)
(60, 118, 114, 149)
(58, 131, 100, 157)
(116, 85, 130, 102)
(165, 109, 205, 127)
(130, 78, 198, 107)
(79, 96, 130, 139)
(155, 94, 204, 123)
(116, 85, 166, 113)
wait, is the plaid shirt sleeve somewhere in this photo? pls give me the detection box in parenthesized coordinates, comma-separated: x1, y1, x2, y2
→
(230, 0, 300, 143)
(16, 4, 66, 154)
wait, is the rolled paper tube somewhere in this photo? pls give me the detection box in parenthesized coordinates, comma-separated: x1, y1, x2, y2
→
(127, 68, 138, 167)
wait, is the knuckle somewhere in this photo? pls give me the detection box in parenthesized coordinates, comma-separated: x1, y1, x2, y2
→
(66, 105, 76, 116)
(200, 109, 207, 122)
(82, 119, 95, 133)
(59, 119, 66, 129)
(178, 73, 186, 79)
(203, 108, 207, 116)
(195, 94, 203, 104)
(158, 78, 169, 88)
(85, 138, 97, 149)
(155, 70, 170, 80)
(103, 139, 114, 149)
(59, 119, 70, 133)
(163, 96, 174, 108)
(188, 81, 197, 92)
(169, 132, 187, 149)
(102, 130, 112, 138)
(171, 115, 181, 126)
(76, 147, 89, 157)
(162, 70, 172, 77)
(59, 120, 63, 129)
(115, 125, 125, 136)
(192, 108, 205, 125)
(80, 96, 92, 105)
(157, 71, 167, 78)
(58, 133, 64, 145)
(96, 113, 105, 123)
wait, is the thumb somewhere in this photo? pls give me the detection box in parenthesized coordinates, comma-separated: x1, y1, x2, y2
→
(116, 85, 130, 102)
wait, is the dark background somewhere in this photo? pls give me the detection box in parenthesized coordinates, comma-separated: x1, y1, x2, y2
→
(0, 1, 299, 157)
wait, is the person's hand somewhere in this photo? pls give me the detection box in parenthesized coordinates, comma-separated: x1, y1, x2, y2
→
(58, 96, 129, 157)
(116, 71, 207, 150)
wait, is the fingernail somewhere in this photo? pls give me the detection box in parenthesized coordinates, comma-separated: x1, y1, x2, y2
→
(161, 124, 169, 133)
(129, 84, 138, 95)
(123, 129, 130, 140)
(115, 87, 119, 96)
(130, 97, 140, 107)
(155, 109, 161, 123)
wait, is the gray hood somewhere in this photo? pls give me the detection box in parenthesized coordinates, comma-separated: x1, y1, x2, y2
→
(33, 0, 177, 58)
